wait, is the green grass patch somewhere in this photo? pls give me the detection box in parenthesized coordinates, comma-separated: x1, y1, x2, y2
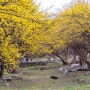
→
(46, 62, 60, 67)
(1, 65, 90, 90)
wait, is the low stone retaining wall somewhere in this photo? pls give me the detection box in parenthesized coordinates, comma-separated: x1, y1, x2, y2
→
(19, 61, 48, 67)
(32, 66, 60, 70)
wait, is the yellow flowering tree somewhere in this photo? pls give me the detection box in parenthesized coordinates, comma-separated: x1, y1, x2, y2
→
(0, 0, 46, 77)
(51, 1, 90, 67)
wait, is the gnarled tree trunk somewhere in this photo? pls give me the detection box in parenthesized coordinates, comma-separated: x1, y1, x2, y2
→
(53, 53, 68, 65)
(72, 44, 90, 70)
(0, 62, 4, 78)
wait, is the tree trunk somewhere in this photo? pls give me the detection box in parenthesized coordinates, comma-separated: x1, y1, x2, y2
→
(79, 56, 83, 66)
(0, 62, 4, 78)
(72, 43, 90, 70)
(80, 54, 90, 70)
(85, 61, 90, 70)
(53, 53, 68, 65)
(76, 48, 90, 70)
